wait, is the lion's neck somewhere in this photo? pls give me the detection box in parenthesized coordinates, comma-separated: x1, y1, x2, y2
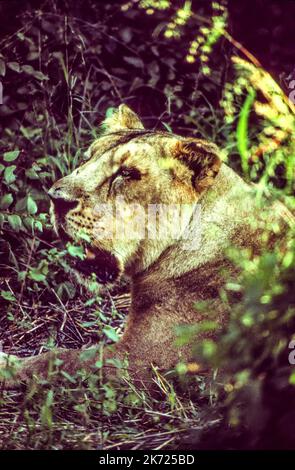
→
(128, 165, 290, 321)
(132, 163, 254, 283)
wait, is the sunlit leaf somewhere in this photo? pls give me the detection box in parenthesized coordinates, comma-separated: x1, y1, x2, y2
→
(237, 87, 256, 175)
(27, 195, 38, 215)
(103, 325, 119, 342)
(4, 165, 16, 184)
(3, 150, 20, 162)
(7, 214, 22, 232)
(0, 193, 13, 209)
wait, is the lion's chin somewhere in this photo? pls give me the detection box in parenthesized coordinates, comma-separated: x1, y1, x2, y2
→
(54, 220, 121, 284)
(70, 247, 121, 285)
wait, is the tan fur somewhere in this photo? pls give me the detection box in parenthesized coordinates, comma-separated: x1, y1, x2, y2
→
(1, 105, 292, 389)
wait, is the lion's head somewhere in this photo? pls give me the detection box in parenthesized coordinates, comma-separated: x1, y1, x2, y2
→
(49, 105, 221, 284)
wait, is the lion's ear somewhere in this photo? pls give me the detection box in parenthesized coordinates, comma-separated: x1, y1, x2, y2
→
(102, 104, 144, 132)
(171, 139, 222, 194)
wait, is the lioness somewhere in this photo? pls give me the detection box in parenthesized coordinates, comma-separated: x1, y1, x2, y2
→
(0, 104, 292, 388)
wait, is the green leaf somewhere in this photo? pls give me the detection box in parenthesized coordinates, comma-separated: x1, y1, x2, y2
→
(22, 65, 49, 81)
(41, 390, 54, 427)
(79, 348, 98, 362)
(237, 87, 256, 175)
(1, 290, 16, 302)
(3, 150, 20, 162)
(103, 325, 119, 342)
(27, 195, 38, 215)
(15, 197, 27, 212)
(0, 193, 13, 209)
(103, 399, 117, 414)
(81, 320, 98, 328)
(103, 382, 117, 399)
(67, 244, 85, 260)
(0, 59, 6, 76)
(60, 371, 77, 384)
(56, 281, 76, 300)
(123, 56, 144, 68)
(23, 216, 34, 230)
(105, 107, 116, 118)
(77, 231, 91, 243)
(162, 122, 173, 133)
(84, 298, 97, 307)
(4, 165, 16, 184)
(29, 270, 46, 282)
(29, 260, 48, 282)
(289, 370, 295, 385)
(7, 214, 22, 232)
(25, 168, 39, 179)
(34, 220, 43, 232)
(202, 339, 217, 358)
(7, 61, 20, 72)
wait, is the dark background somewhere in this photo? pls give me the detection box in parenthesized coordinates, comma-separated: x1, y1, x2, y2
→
(0, 0, 294, 132)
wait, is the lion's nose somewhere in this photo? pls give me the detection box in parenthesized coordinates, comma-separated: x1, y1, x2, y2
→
(48, 184, 79, 218)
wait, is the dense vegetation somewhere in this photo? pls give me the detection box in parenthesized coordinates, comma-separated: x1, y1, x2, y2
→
(0, 0, 294, 449)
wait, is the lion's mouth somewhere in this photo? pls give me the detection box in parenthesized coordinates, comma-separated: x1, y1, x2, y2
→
(71, 246, 120, 284)
(52, 209, 121, 284)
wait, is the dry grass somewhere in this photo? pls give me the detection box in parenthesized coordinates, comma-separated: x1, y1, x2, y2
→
(0, 287, 219, 450)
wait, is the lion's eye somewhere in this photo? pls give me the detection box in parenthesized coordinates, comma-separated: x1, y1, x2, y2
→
(118, 166, 141, 180)
(108, 166, 141, 196)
